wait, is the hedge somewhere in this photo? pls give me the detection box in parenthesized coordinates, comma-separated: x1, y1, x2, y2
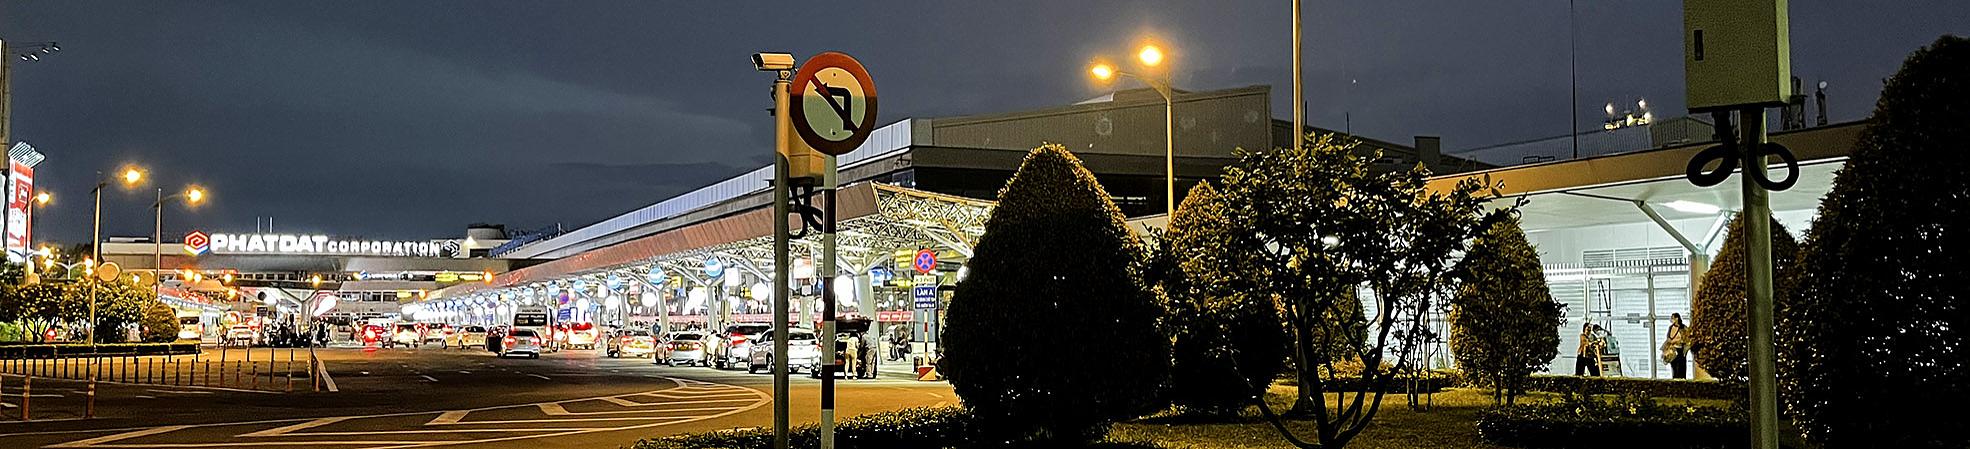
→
(0, 343, 199, 359)
(1280, 369, 1464, 394)
(1475, 395, 1745, 449)
(628, 407, 972, 449)
(1521, 375, 1738, 401)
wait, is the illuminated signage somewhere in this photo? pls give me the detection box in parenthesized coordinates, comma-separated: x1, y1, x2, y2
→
(196, 231, 461, 257)
(5, 145, 37, 261)
(184, 231, 211, 256)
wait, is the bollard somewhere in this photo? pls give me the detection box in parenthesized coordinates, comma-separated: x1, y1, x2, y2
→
(203, 360, 210, 387)
(21, 376, 30, 421)
(85, 380, 95, 418)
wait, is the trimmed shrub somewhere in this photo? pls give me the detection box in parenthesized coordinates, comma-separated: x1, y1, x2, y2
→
(1686, 215, 1796, 382)
(140, 301, 181, 343)
(1161, 182, 1285, 416)
(1786, 35, 1970, 448)
(627, 406, 971, 449)
(941, 144, 1169, 443)
(1451, 215, 1565, 404)
(1520, 375, 1738, 401)
(1475, 394, 1744, 449)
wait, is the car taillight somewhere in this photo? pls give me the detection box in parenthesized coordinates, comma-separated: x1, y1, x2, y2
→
(504, 337, 517, 345)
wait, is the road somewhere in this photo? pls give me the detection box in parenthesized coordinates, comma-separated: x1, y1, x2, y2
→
(0, 347, 957, 449)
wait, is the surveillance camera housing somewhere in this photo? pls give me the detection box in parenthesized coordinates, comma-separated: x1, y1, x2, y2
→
(752, 52, 795, 71)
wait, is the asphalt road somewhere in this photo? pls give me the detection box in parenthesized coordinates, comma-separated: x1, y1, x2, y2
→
(0, 346, 957, 449)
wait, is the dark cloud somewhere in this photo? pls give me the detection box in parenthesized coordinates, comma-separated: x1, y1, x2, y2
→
(2, 0, 1963, 243)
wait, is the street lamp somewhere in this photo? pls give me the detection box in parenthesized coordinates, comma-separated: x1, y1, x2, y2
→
(87, 165, 145, 344)
(1088, 43, 1178, 216)
(2, 41, 61, 148)
(153, 185, 207, 299)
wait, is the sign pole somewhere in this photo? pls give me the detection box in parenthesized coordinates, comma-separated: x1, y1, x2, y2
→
(770, 68, 794, 449)
(1739, 108, 1779, 449)
(820, 156, 838, 449)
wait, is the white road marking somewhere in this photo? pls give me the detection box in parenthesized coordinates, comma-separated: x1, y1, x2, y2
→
(44, 376, 774, 449)
(526, 374, 550, 380)
(456, 371, 470, 374)
(419, 375, 437, 382)
(239, 417, 349, 437)
(425, 411, 468, 425)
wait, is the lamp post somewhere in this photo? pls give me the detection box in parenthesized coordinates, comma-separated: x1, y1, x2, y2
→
(152, 185, 205, 298)
(1090, 44, 1177, 217)
(2, 40, 61, 149)
(88, 166, 144, 344)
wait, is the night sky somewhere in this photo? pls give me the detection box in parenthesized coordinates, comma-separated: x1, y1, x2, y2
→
(2, 1, 1963, 244)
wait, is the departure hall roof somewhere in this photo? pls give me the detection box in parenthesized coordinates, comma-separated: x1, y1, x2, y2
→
(432, 182, 992, 301)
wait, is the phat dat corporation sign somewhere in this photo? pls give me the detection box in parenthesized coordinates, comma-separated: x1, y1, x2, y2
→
(186, 231, 460, 258)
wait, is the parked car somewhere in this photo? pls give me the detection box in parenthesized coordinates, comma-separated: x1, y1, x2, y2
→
(748, 328, 820, 374)
(498, 329, 544, 358)
(709, 323, 772, 370)
(445, 325, 488, 349)
(607, 329, 656, 358)
(361, 324, 387, 346)
(386, 323, 422, 348)
(658, 331, 708, 366)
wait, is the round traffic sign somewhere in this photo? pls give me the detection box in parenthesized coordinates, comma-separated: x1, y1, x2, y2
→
(96, 262, 122, 283)
(912, 249, 937, 275)
(789, 52, 878, 156)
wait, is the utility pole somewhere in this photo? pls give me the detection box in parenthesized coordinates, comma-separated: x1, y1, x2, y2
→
(1292, 0, 1303, 155)
(818, 156, 838, 449)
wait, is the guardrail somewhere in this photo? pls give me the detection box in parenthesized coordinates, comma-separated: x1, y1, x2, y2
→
(0, 343, 200, 359)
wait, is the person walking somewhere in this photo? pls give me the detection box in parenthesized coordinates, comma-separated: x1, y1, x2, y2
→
(1663, 313, 1689, 379)
(1575, 322, 1601, 376)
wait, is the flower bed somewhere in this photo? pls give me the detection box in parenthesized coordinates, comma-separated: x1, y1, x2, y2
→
(1475, 394, 1744, 449)
(629, 407, 972, 449)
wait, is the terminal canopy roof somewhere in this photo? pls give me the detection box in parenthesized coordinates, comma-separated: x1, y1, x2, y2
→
(429, 182, 992, 304)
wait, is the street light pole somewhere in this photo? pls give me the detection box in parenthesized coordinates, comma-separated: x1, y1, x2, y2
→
(1293, 0, 1304, 156)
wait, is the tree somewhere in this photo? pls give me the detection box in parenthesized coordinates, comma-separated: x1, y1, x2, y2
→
(1785, 35, 1970, 448)
(941, 144, 1170, 444)
(1221, 134, 1501, 448)
(1161, 182, 1286, 416)
(1686, 215, 1796, 382)
(1449, 215, 1564, 405)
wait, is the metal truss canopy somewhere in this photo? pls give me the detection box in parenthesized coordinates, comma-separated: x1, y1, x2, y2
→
(427, 182, 991, 306)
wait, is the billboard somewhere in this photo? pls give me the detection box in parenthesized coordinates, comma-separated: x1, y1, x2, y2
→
(5, 158, 32, 261)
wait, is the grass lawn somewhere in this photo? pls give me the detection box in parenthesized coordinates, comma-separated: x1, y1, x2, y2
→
(1108, 386, 1512, 449)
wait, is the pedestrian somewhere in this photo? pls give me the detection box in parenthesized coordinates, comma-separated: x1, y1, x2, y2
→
(1662, 313, 1689, 379)
(1575, 322, 1600, 376)
(844, 332, 861, 379)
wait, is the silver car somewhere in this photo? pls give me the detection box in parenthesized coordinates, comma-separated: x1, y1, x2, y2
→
(748, 328, 820, 374)
(498, 329, 544, 359)
(657, 331, 707, 366)
(710, 324, 771, 370)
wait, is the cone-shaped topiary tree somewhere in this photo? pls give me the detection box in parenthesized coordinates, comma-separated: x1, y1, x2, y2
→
(1162, 181, 1286, 416)
(1786, 35, 1970, 448)
(1687, 215, 1796, 382)
(941, 144, 1170, 444)
(1450, 215, 1564, 405)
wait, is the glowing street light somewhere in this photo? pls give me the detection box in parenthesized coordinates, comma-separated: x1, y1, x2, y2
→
(1137, 45, 1164, 67)
(1087, 42, 1179, 216)
(35, 192, 49, 205)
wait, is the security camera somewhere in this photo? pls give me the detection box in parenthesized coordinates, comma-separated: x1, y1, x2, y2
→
(752, 52, 795, 71)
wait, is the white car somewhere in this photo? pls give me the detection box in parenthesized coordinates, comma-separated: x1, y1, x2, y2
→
(498, 329, 544, 358)
(566, 322, 600, 350)
(387, 324, 422, 348)
(658, 331, 708, 366)
(424, 325, 451, 345)
(445, 325, 488, 349)
(224, 325, 258, 347)
(748, 328, 820, 374)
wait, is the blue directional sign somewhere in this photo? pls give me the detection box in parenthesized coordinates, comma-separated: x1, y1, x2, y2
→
(912, 274, 939, 310)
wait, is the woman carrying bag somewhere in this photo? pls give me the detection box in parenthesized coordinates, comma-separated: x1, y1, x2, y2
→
(1661, 313, 1689, 379)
